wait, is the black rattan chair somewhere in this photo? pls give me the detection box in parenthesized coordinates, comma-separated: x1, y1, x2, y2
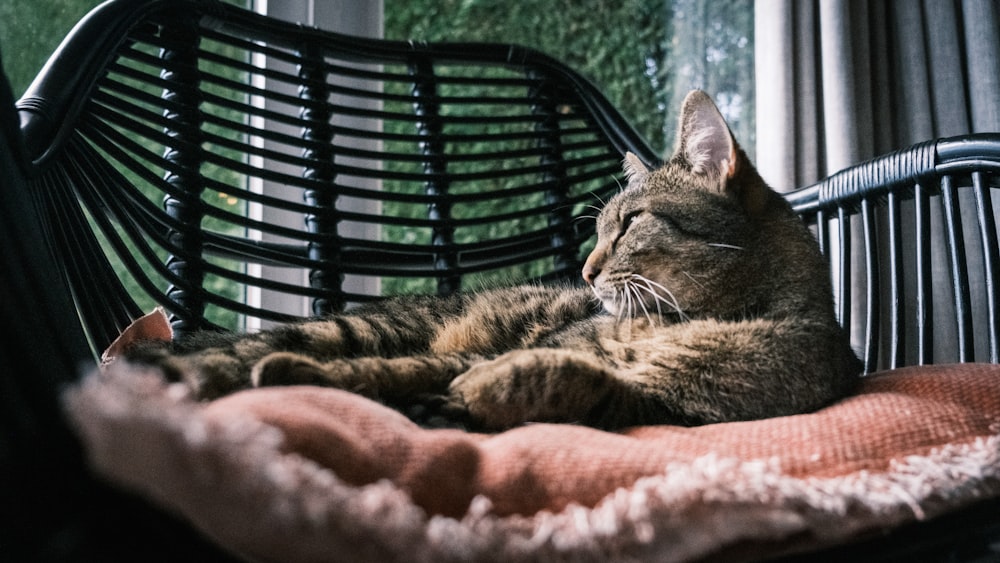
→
(1, 0, 997, 560)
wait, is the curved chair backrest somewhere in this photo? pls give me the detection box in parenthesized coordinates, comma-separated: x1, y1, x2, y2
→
(14, 0, 657, 351)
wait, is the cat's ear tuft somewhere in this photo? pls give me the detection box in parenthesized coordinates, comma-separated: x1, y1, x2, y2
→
(673, 90, 738, 186)
(622, 151, 650, 188)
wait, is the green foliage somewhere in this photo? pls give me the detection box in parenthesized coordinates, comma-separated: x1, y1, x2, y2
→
(384, 0, 753, 158)
(0, 0, 103, 97)
(385, 0, 673, 154)
(664, 0, 755, 157)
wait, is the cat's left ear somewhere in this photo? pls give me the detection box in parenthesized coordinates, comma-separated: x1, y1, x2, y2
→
(622, 151, 650, 189)
(674, 90, 739, 188)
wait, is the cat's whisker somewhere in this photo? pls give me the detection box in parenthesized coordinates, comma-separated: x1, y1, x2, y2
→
(632, 274, 690, 322)
(624, 280, 655, 326)
(707, 242, 745, 251)
(608, 174, 625, 194)
(642, 285, 663, 319)
(613, 289, 627, 324)
(625, 286, 636, 323)
(635, 277, 667, 319)
(632, 281, 674, 320)
(638, 280, 659, 325)
(632, 274, 676, 304)
(553, 201, 581, 214)
(615, 287, 635, 339)
(682, 271, 707, 290)
(628, 287, 640, 334)
(574, 205, 603, 224)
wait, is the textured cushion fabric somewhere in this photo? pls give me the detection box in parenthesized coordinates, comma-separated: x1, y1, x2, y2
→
(64, 362, 1000, 562)
(200, 364, 1000, 518)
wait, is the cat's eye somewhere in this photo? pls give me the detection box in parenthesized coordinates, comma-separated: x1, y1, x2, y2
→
(612, 210, 643, 248)
(621, 210, 642, 232)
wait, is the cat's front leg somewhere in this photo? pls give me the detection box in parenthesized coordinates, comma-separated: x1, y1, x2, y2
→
(252, 351, 478, 401)
(447, 349, 623, 431)
(123, 340, 252, 400)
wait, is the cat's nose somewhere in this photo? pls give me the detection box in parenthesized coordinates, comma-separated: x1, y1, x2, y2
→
(583, 246, 606, 286)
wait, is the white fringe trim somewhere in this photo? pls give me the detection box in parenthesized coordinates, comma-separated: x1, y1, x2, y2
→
(64, 366, 1000, 563)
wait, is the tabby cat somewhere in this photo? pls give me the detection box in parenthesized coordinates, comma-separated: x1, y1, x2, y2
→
(125, 90, 861, 431)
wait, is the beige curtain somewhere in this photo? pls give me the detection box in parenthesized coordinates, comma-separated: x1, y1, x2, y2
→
(753, 0, 1000, 366)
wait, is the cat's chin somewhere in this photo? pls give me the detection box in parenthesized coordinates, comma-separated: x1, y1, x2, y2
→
(593, 294, 633, 318)
(599, 301, 619, 316)
(588, 286, 618, 315)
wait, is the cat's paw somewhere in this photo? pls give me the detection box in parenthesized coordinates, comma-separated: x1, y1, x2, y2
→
(449, 349, 613, 430)
(448, 360, 530, 431)
(399, 393, 472, 430)
(251, 351, 329, 387)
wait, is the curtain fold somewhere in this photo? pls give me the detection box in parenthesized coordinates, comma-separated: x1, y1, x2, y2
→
(756, 0, 1000, 189)
(963, 0, 1000, 132)
(754, 0, 1000, 368)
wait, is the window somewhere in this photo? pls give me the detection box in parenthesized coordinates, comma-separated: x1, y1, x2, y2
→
(6, 0, 754, 331)
(384, 0, 755, 160)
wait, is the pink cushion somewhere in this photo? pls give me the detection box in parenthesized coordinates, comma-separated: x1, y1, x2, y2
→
(65, 363, 1000, 562)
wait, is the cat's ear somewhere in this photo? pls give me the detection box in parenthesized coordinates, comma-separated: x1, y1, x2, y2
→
(622, 151, 649, 189)
(672, 90, 739, 187)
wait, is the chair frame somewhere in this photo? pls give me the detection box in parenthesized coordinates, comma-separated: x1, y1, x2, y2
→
(1, 0, 997, 560)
